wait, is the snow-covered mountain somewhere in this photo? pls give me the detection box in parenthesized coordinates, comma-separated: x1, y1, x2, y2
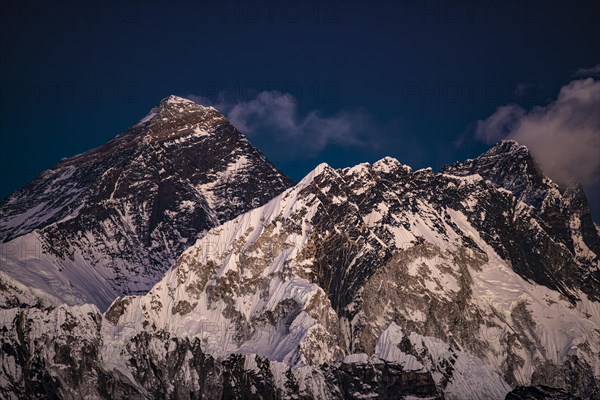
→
(1, 138, 598, 399)
(444, 140, 600, 301)
(0, 96, 293, 309)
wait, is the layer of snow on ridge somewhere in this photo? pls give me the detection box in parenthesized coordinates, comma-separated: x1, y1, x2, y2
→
(167, 125, 213, 146)
(407, 331, 511, 400)
(362, 202, 388, 227)
(375, 323, 424, 371)
(342, 353, 370, 364)
(0, 202, 48, 229)
(1, 167, 85, 235)
(0, 271, 63, 308)
(374, 323, 511, 400)
(194, 154, 253, 211)
(0, 232, 121, 308)
(135, 96, 197, 125)
(569, 214, 596, 261)
(112, 162, 341, 364)
(164, 95, 195, 105)
(136, 111, 157, 125)
(442, 173, 483, 185)
(297, 162, 331, 189)
(446, 207, 600, 384)
(373, 156, 411, 174)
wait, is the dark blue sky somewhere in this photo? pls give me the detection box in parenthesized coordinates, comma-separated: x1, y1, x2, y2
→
(1, 1, 599, 218)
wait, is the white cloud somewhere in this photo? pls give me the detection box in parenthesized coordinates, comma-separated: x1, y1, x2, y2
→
(188, 91, 384, 157)
(475, 77, 600, 192)
(475, 104, 525, 143)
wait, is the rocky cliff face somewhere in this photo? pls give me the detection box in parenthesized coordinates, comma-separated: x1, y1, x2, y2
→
(0, 273, 443, 400)
(0, 96, 293, 309)
(1, 137, 598, 399)
(444, 140, 600, 301)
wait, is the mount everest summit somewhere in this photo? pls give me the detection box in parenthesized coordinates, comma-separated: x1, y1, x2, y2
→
(0, 96, 599, 399)
(0, 95, 292, 309)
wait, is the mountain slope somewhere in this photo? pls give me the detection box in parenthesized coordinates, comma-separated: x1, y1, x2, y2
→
(2, 141, 598, 399)
(444, 140, 600, 301)
(0, 96, 293, 309)
(104, 149, 599, 398)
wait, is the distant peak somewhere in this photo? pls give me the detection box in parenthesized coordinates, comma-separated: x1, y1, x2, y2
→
(135, 95, 220, 127)
(499, 139, 519, 146)
(454, 140, 536, 176)
(308, 162, 332, 178)
(483, 140, 529, 157)
(373, 156, 411, 174)
(297, 162, 334, 189)
(375, 156, 399, 165)
(373, 157, 396, 170)
(156, 95, 219, 113)
(160, 95, 196, 106)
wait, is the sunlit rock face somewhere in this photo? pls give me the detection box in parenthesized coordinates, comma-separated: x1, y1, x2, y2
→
(1, 138, 598, 399)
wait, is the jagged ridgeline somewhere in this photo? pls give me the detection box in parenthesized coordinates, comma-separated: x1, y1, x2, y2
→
(0, 96, 293, 309)
(1, 96, 599, 399)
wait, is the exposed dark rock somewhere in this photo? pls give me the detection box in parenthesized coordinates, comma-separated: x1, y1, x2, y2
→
(333, 360, 443, 400)
(0, 95, 293, 309)
(505, 385, 581, 400)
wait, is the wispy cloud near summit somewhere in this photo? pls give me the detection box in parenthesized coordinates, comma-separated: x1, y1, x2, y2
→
(188, 91, 393, 158)
(475, 76, 600, 216)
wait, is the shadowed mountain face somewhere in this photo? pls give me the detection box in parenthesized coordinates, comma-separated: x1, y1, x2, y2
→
(444, 141, 600, 301)
(1, 101, 598, 400)
(0, 95, 294, 309)
(505, 385, 583, 400)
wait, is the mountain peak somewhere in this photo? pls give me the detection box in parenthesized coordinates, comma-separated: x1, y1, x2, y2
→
(156, 95, 216, 112)
(3, 112, 600, 400)
(297, 162, 333, 188)
(134, 95, 224, 137)
(160, 95, 196, 106)
(151, 95, 209, 115)
(0, 93, 294, 307)
(373, 156, 411, 174)
(444, 139, 536, 179)
(443, 139, 554, 210)
(483, 139, 529, 157)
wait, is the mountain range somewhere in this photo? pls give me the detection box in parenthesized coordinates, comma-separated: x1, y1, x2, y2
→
(0, 95, 292, 309)
(1, 96, 598, 400)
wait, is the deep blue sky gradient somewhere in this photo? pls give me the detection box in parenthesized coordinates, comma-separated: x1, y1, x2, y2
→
(1, 1, 599, 217)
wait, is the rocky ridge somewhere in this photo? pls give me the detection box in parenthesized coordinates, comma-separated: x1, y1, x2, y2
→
(1, 139, 598, 399)
(0, 96, 293, 309)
